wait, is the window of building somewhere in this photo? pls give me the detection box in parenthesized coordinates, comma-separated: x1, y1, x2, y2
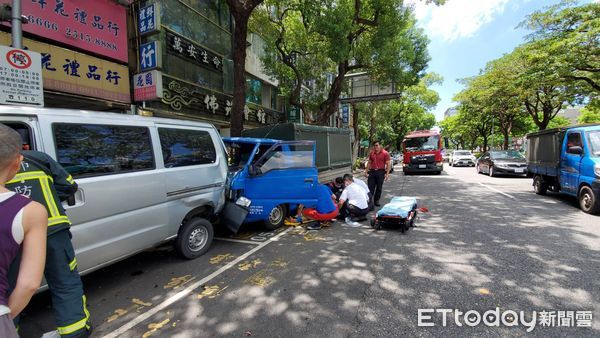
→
(161, 0, 231, 57)
(158, 128, 216, 167)
(53, 124, 155, 178)
(246, 77, 262, 105)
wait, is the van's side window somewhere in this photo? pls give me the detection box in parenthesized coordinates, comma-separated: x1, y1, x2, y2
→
(54, 124, 155, 178)
(158, 128, 216, 167)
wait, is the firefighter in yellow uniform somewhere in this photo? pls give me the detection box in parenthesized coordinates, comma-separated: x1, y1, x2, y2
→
(6, 150, 92, 338)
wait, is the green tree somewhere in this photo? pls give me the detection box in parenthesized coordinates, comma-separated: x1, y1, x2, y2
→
(520, 1, 600, 94)
(251, 1, 333, 113)
(253, 0, 439, 125)
(578, 108, 600, 124)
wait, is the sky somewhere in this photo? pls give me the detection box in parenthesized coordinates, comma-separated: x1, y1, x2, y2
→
(407, 0, 597, 122)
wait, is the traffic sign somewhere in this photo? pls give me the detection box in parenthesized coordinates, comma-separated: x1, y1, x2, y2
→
(0, 46, 44, 106)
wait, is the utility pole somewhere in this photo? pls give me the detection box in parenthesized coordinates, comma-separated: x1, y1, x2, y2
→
(11, 0, 22, 49)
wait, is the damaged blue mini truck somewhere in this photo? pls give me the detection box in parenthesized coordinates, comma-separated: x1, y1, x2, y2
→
(221, 138, 320, 232)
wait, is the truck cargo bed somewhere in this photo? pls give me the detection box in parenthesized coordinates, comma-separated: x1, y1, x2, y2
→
(526, 127, 566, 177)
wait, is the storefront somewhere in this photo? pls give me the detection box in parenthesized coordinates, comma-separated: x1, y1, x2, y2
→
(132, 0, 284, 132)
(0, 0, 131, 111)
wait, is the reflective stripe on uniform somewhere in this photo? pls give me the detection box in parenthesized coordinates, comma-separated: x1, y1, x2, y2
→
(66, 175, 75, 184)
(57, 296, 90, 335)
(49, 215, 71, 227)
(83, 296, 91, 330)
(6, 171, 54, 184)
(69, 258, 77, 271)
(7, 172, 70, 227)
(40, 178, 61, 218)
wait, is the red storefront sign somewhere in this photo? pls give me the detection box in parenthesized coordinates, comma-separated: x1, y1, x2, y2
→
(0, 0, 128, 62)
(133, 70, 163, 102)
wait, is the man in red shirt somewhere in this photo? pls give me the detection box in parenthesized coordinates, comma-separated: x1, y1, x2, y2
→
(364, 141, 391, 207)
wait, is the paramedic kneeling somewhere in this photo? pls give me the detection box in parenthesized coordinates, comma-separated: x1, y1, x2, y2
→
(338, 175, 369, 222)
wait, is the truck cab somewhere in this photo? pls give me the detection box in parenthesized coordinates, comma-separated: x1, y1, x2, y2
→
(222, 137, 320, 232)
(527, 124, 600, 214)
(402, 130, 444, 174)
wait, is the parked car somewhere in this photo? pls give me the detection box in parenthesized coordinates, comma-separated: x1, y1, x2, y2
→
(1, 106, 228, 278)
(449, 150, 476, 167)
(476, 150, 528, 176)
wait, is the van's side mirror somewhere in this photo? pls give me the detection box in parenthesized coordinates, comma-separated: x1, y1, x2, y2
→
(568, 146, 583, 155)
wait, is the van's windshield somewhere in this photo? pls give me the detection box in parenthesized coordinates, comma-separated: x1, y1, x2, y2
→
(588, 131, 600, 157)
(226, 143, 271, 171)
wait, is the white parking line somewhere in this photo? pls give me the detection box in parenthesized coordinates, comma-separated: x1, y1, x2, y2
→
(102, 227, 292, 338)
(479, 182, 516, 199)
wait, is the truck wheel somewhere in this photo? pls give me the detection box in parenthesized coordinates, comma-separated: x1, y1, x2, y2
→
(176, 218, 214, 259)
(533, 176, 548, 195)
(264, 204, 287, 230)
(578, 186, 600, 215)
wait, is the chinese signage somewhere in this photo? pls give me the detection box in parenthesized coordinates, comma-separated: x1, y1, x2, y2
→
(134, 70, 162, 102)
(140, 41, 160, 71)
(161, 77, 283, 124)
(341, 105, 349, 125)
(166, 32, 222, 71)
(0, 46, 43, 106)
(0, 33, 130, 103)
(138, 3, 160, 35)
(0, 0, 128, 62)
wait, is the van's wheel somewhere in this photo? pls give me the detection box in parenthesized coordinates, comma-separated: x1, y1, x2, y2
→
(578, 186, 600, 215)
(533, 176, 547, 195)
(264, 204, 287, 230)
(176, 218, 214, 259)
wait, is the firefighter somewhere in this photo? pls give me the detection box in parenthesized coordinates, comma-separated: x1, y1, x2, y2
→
(6, 150, 92, 338)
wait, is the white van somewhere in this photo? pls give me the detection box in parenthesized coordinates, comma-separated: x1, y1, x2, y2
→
(0, 105, 228, 275)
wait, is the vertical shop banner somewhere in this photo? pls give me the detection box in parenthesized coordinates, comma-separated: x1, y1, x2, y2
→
(133, 70, 162, 101)
(140, 41, 160, 71)
(0, 0, 128, 62)
(341, 105, 349, 125)
(0, 46, 44, 106)
(0, 33, 130, 103)
(138, 3, 160, 35)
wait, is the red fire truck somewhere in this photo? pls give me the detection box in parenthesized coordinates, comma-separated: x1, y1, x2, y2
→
(402, 130, 444, 174)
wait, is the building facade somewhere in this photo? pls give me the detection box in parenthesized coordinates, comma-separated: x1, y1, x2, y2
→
(0, 0, 131, 111)
(131, 0, 284, 134)
(0, 0, 285, 134)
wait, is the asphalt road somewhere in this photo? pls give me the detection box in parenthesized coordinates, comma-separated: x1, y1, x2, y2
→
(20, 165, 600, 337)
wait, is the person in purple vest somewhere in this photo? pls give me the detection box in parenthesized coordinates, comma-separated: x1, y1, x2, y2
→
(0, 123, 47, 338)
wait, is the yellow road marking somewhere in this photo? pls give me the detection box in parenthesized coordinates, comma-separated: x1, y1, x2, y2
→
(238, 259, 262, 271)
(141, 317, 170, 338)
(164, 275, 193, 289)
(209, 253, 235, 264)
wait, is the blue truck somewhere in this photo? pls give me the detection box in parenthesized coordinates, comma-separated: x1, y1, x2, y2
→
(526, 124, 600, 214)
(220, 138, 322, 232)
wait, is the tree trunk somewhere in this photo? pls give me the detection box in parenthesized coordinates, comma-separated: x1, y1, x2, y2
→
(368, 106, 376, 147)
(482, 135, 488, 153)
(229, 13, 250, 137)
(351, 103, 360, 168)
(315, 62, 347, 125)
(502, 131, 510, 150)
